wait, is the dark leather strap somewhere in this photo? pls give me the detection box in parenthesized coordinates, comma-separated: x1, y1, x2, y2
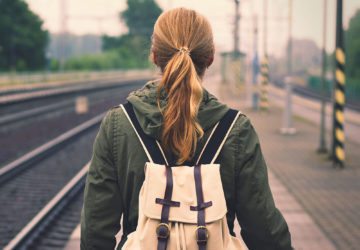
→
(123, 102, 167, 165)
(157, 238, 168, 250)
(192, 164, 211, 250)
(156, 198, 180, 207)
(160, 165, 179, 223)
(156, 164, 180, 250)
(197, 109, 238, 164)
(190, 201, 212, 211)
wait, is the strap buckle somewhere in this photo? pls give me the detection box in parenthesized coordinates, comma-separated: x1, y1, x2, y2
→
(156, 223, 170, 239)
(195, 226, 209, 242)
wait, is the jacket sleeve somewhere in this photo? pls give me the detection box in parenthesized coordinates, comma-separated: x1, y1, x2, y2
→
(81, 110, 123, 250)
(234, 116, 293, 250)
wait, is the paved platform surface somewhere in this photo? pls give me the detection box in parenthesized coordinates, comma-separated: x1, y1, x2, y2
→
(65, 78, 359, 249)
(211, 79, 360, 250)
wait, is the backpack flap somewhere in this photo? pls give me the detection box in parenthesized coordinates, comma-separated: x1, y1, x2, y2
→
(142, 162, 227, 224)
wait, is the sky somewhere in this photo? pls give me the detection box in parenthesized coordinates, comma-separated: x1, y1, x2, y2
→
(25, 0, 360, 58)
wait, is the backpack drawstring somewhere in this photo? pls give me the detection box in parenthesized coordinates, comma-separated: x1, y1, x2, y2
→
(180, 222, 187, 249)
(175, 222, 187, 250)
(175, 222, 181, 250)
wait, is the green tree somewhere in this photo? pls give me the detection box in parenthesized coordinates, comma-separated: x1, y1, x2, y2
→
(0, 0, 49, 71)
(102, 35, 122, 51)
(346, 9, 360, 79)
(121, 0, 162, 38)
(102, 0, 162, 69)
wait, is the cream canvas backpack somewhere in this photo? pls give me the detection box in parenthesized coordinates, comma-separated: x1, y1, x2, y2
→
(121, 102, 243, 250)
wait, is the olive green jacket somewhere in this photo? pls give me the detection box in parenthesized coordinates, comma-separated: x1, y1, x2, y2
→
(80, 81, 293, 250)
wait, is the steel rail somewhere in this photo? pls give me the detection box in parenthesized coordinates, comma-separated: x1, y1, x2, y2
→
(0, 77, 150, 105)
(0, 99, 73, 126)
(0, 85, 129, 126)
(3, 162, 90, 250)
(272, 82, 359, 112)
(0, 112, 105, 184)
(293, 85, 359, 112)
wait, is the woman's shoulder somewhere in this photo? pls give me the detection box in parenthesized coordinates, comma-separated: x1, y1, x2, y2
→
(224, 111, 260, 148)
(101, 105, 123, 124)
(99, 104, 134, 137)
(230, 111, 254, 134)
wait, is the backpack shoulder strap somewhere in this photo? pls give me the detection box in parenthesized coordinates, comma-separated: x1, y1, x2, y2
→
(196, 109, 240, 165)
(121, 102, 168, 165)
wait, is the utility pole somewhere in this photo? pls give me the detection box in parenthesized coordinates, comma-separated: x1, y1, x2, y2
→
(234, 0, 240, 54)
(229, 0, 242, 90)
(281, 0, 296, 134)
(252, 15, 259, 109)
(287, 0, 292, 76)
(318, 0, 328, 153)
(260, 0, 269, 111)
(331, 0, 346, 168)
(96, 17, 105, 53)
(59, 0, 68, 70)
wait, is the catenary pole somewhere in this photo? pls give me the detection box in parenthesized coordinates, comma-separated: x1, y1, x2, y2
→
(60, 0, 68, 71)
(318, 0, 328, 153)
(252, 15, 259, 110)
(281, 0, 296, 135)
(234, 0, 240, 54)
(260, 0, 269, 111)
(287, 0, 292, 76)
(331, 0, 346, 168)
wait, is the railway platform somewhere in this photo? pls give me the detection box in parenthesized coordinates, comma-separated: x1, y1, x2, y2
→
(65, 76, 359, 249)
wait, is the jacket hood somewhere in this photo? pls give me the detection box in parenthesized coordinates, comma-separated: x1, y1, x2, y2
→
(127, 80, 229, 140)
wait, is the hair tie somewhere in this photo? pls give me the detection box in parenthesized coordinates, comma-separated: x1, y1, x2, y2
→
(178, 46, 190, 54)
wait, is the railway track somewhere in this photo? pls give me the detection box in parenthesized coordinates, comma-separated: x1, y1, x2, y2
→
(0, 114, 102, 248)
(0, 78, 146, 248)
(0, 113, 104, 184)
(0, 79, 145, 168)
(0, 87, 131, 126)
(0, 76, 151, 106)
(0, 78, 150, 117)
(287, 84, 360, 112)
(3, 163, 89, 250)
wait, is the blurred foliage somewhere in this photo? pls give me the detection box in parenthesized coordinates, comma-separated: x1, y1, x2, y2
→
(305, 7, 360, 99)
(346, 9, 360, 80)
(50, 58, 60, 71)
(121, 0, 162, 38)
(346, 78, 360, 99)
(97, 0, 162, 70)
(102, 34, 152, 66)
(65, 0, 162, 71)
(308, 75, 360, 99)
(343, 8, 360, 99)
(0, 0, 48, 71)
(64, 47, 150, 71)
(308, 75, 333, 92)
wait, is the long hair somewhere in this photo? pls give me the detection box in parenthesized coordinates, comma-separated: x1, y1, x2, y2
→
(152, 8, 214, 164)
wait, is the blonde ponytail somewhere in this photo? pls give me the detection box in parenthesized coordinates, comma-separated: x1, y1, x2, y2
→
(152, 8, 214, 164)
